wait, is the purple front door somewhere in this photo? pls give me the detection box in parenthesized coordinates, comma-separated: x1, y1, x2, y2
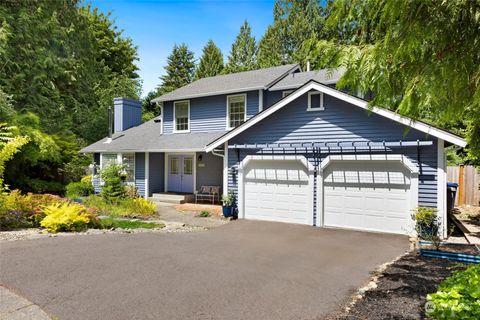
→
(168, 155, 194, 193)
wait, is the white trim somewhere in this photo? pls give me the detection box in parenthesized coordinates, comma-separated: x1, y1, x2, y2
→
(158, 103, 164, 135)
(307, 91, 324, 111)
(173, 100, 190, 133)
(223, 142, 228, 196)
(165, 152, 196, 193)
(437, 139, 447, 238)
(282, 90, 293, 98)
(145, 152, 149, 198)
(164, 152, 168, 191)
(117, 153, 123, 163)
(258, 90, 263, 112)
(226, 93, 247, 130)
(319, 154, 419, 235)
(270, 79, 338, 92)
(237, 155, 315, 225)
(206, 81, 466, 152)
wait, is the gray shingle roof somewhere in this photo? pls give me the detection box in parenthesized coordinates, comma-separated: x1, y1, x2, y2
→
(80, 118, 226, 153)
(268, 68, 345, 91)
(151, 64, 299, 103)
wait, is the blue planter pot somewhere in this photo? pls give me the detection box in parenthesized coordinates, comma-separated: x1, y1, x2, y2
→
(222, 206, 233, 218)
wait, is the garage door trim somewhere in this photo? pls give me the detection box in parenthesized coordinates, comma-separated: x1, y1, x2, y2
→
(316, 154, 419, 230)
(238, 155, 315, 225)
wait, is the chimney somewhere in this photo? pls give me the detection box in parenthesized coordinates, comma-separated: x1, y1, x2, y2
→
(108, 106, 113, 138)
(114, 97, 142, 133)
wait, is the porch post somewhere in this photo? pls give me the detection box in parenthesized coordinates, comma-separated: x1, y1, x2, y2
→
(145, 152, 149, 198)
(223, 142, 228, 196)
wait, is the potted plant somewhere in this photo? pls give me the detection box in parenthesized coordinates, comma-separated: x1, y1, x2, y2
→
(221, 191, 236, 218)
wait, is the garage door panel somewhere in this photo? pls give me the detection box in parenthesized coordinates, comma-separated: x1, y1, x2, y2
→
(323, 161, 413, 235)
(243, 159, 310, 225)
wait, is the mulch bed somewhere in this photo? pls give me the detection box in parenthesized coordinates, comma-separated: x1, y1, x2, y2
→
(420, 243, 479, 255)
(327, 253, 466, 320)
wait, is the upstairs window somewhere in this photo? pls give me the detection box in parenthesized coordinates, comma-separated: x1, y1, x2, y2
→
(227, 94, 246, 129)
(174, 101, 190, 132)
(307, 92, 324, 111)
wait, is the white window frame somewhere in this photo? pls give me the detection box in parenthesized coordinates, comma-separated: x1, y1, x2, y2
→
(158, 102, 164, 135)
(173, 100, 190, 133)
(226, 93, 247, 130)
(307, 91, 324, 111)
(282, 90, 293, 98)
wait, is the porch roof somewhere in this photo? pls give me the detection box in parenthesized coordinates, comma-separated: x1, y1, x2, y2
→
(80, 118, 226, 153)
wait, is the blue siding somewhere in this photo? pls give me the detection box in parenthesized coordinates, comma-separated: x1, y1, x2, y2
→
(228, 92, 438, 208)
(149, 152, 164, 194)
(162, 91, 260, 134)
(114, 98, 142, 132)
(264, 90, 283, 108)
(196, 152, 223, 191)
(135, 153, 146, 197)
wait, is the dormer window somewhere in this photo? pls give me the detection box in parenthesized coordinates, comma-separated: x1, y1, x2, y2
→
(307, 91, 324, 111)
(227, 94, 246, 129)
(174, 100, 190, 132)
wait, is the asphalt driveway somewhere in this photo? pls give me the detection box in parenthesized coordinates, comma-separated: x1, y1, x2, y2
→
(0, 221, 409, 320)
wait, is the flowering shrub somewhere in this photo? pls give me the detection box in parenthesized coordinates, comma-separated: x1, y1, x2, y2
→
(426, 264, 480, 319)
(0, 190, 66, 230)
(40, 202, 99, 233)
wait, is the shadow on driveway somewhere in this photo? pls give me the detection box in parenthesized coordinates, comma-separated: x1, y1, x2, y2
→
(0, 220, 409, 320)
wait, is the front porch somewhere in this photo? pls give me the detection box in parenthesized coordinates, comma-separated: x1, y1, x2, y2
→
(93, 151, 224, 201)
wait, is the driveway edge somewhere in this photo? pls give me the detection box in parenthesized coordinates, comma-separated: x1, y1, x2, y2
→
(0, 285, 52, 320)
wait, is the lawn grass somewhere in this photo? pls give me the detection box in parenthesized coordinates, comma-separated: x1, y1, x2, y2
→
(100, 218, 165, 230)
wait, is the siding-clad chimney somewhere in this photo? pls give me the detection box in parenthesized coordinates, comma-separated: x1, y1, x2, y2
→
(114, 97, 142, 133)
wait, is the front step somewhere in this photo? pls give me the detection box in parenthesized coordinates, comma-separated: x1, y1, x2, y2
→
(149, 193, 194, 204)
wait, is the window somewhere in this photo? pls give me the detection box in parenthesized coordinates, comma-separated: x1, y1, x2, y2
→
(282, 90, 293, 98)
(170, 157, 179, 174)
(227, 94, 246, 129)
(101, 154, 117, 169)
(184, 157, 193, 175)
(174, 101, 189, 132)
(122, 153, 135, 183)
(307, 92, 324, 111)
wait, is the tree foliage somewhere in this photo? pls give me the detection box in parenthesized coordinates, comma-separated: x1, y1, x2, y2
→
(225, 21, 258, 73)
(157, 44, 195, 95)
(258, 0, 327, 68)
(195, 40, 224, 79)
(303, 0, 480, 162)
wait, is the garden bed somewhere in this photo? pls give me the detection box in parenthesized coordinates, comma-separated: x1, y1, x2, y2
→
(328, 253, 466, 320)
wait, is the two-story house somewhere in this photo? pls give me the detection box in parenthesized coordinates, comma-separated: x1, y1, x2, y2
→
(81, 64, 466, 236)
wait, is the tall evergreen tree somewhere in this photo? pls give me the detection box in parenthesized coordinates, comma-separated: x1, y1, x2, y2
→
(257, 26, 284, 68)
(258, 0, 327, 68)
(225, 21, 258, 73)
(195, 40, 224, 79)
(158, 44, 195, 94)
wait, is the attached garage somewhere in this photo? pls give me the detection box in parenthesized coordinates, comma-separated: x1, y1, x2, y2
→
(238, 156, 314, 225)
(320, 155, 419, 235)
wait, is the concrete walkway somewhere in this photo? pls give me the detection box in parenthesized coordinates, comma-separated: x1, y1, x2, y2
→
(0, 286, 51, 320)
(155, 202, 227, 229)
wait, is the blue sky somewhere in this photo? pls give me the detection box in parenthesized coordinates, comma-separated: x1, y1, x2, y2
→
(88, 0, 275, 97)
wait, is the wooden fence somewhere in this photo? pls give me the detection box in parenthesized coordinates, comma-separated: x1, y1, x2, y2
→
(447, 165, 480, 206)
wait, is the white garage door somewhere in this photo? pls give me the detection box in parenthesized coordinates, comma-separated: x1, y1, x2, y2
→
(323, 161, 413, 234)
(243, 159, 311, 224)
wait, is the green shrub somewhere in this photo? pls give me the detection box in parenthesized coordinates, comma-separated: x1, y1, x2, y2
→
(121, 198, 156, 217)
(412, 207, 440, 243)
(100, 164, 125, 202)
(40, 202, 99, 233)
(198, 210, 210, 217)
(80, 175, 92, 184)
(24, 178, 65, 195)
(427, 264, 480, 319)
(65, 181, 94, 198)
